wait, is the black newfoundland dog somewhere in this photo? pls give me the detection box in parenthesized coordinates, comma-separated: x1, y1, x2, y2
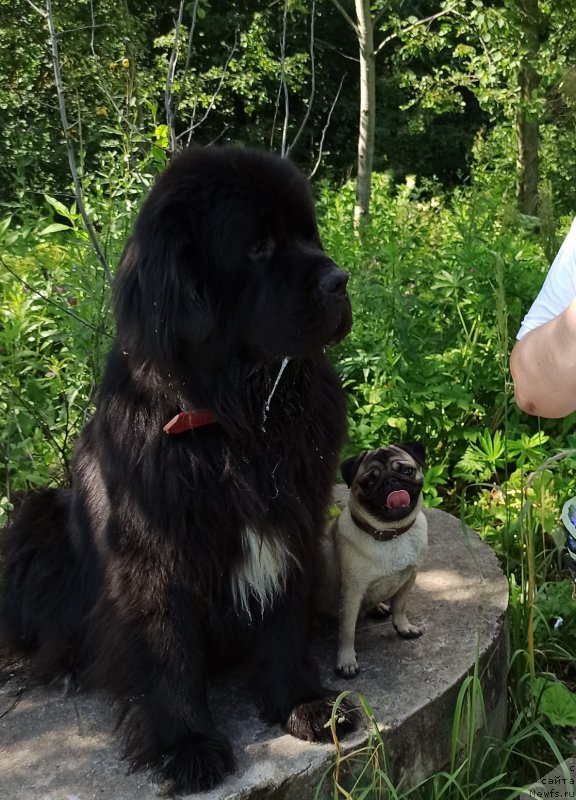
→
(1, 146, 356, 793)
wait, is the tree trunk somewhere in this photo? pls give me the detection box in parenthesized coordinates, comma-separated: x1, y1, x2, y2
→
(354, 0, 376, 228)
(515, 0, 540, 216)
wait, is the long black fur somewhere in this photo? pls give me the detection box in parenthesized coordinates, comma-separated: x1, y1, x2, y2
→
(1, 146, 355, 793)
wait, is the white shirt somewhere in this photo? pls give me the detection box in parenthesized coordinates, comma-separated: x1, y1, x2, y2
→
(517, 217, 576, 340)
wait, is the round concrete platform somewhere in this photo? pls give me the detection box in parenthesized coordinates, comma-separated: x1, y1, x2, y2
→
(0, 507, 509, 800)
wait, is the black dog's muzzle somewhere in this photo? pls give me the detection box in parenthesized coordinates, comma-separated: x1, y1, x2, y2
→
(316, 266, 350, 299)
(314, 263, 352, 346)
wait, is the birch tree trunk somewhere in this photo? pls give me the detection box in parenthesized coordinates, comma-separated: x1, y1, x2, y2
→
(331, 1, 452, 227)
(354, 0, 376, 228)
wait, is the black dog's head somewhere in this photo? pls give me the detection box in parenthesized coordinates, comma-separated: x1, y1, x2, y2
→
(113, 146, 352, 369)
(341, 443, 426, 524)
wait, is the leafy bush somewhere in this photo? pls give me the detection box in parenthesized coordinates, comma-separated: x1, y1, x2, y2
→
(318, 173, 560, 508)
(0, 203, 115, 491)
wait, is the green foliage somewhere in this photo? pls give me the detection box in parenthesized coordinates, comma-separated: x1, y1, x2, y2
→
(0, 0, 159, 206)
(534, 580, 576, 660)
(396, 0, 576, 213)
(532, 677, 576, 728)
(0, 1, 364, 205)
(0, 204, 112, 492)
(319, 171, 550, 509)
(0, 0, 530, 213)
(0, 496, 14, 527)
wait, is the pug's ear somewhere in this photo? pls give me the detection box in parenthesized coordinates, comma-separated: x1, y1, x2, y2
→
(399, 441, 426, 467)
(340, 452, 368, 487)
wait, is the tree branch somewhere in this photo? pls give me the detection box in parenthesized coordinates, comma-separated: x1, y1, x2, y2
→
(86, 1, 147, 141)
(89, 0, 96, 55)
(373, 7, 387, 27)
(310, 72, 347, 178)
(179, 31, 238, 147)
(174, 0, 201, 121)
(330, 0, 359, 36)
(1, 256, 113, 338)
(1, 377, 71, 478)
(278, 0, 291, 156)
(165, 0, 185, 154)
(23, 0, 46, 18)
(287, 0, 316, 157)
(43, 0, 113, 285)
(375, 6, 455, 57)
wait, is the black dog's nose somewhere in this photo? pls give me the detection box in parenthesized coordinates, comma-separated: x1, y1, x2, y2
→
(318, 268, 350, 296)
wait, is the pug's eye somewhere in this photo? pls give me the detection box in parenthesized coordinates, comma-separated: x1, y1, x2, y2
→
(401, 467, 415, 477)
(249, 238, 274, 261)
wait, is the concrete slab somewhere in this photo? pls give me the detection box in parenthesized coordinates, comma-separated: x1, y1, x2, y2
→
(0, 507, 509, 800)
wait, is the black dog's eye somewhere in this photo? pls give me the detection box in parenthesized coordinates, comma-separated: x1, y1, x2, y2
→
(249, 238, 275, 261)
(401, 467, 415, 477)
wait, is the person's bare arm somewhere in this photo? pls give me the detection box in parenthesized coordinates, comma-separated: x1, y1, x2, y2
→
(510, 297, 576, 418)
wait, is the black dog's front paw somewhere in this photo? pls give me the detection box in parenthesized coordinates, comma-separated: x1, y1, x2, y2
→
(285, 695, 360, 743)
(156, 732, 236, 795)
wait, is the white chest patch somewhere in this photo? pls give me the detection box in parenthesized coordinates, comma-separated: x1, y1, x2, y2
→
(231, 528, 297, 618)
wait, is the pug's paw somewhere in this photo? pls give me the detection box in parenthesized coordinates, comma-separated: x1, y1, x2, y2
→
(369, 602, 390, 618)
(393, 619, 422, 639)
(336, 648, 359, 678)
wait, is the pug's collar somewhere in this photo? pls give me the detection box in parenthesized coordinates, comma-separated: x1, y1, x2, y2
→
(350, 509, 416, 541)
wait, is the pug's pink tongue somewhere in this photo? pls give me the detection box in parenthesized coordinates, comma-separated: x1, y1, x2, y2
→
(386, 490, 411, 509)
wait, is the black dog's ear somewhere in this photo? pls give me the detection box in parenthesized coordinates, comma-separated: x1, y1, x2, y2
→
(114, 229, 214, 364)
(399, 441, 426, 466)
(340, 452, 368, 487)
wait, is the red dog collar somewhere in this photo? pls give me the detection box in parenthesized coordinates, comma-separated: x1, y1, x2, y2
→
(163, 409, 215, 434)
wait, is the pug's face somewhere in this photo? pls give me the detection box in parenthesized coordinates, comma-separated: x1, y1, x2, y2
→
(341, 442, 426, 524)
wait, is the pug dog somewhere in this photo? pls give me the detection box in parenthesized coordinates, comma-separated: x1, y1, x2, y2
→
(317, 442, 427, 678)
